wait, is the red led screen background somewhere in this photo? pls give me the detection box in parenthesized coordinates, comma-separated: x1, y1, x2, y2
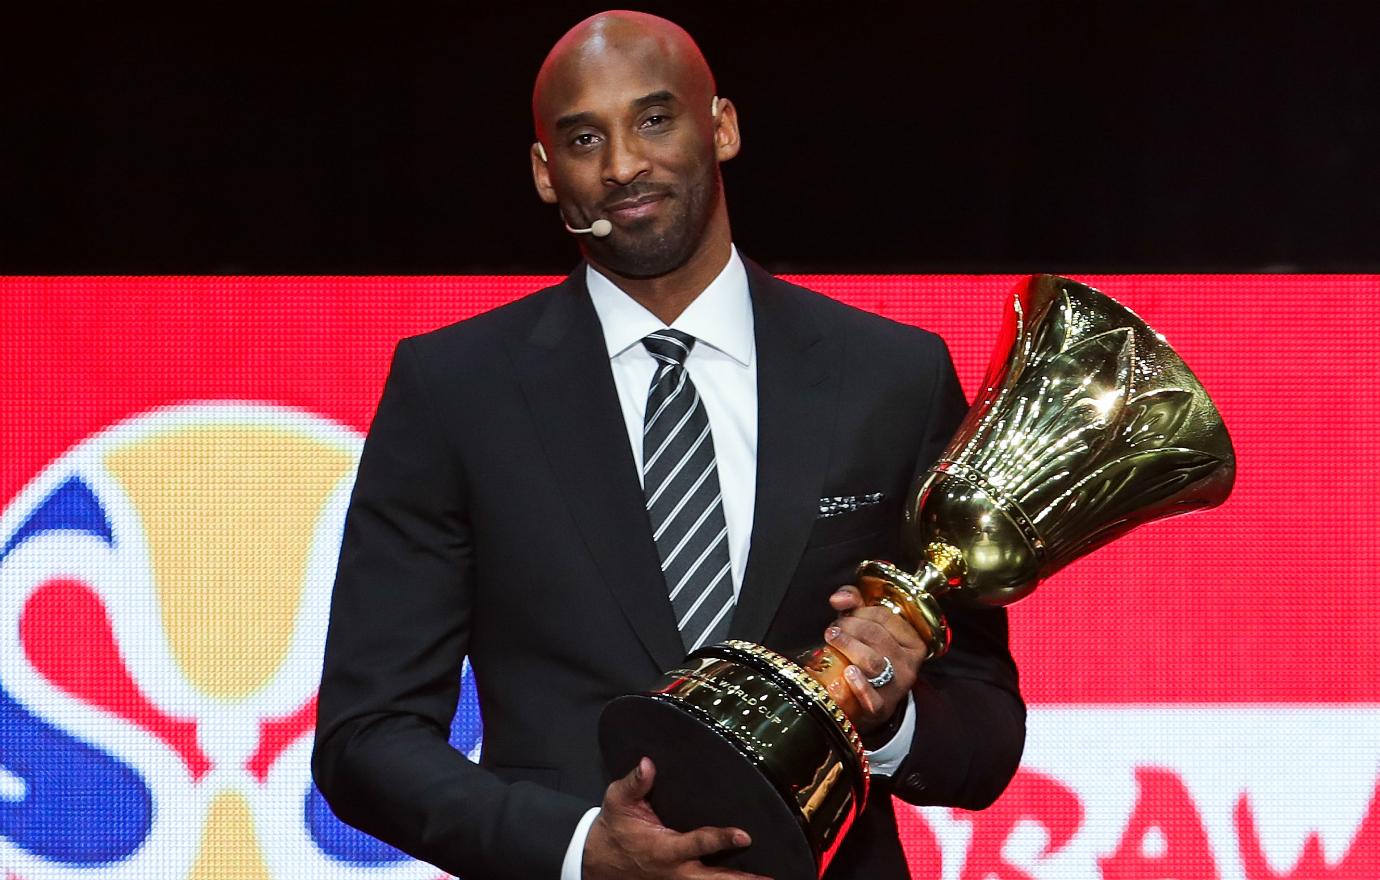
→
(2, 274, 1376, 879)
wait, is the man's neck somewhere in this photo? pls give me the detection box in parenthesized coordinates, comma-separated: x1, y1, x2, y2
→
(588, 231, 733, 326)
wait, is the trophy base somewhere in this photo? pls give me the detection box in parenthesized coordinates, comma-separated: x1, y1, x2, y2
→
(599, 640, 869, 880)
(600, 692, 818, 880)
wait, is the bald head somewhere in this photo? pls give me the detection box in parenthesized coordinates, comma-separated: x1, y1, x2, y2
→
(532, 11, 716, 142)
(527, 11, 739, 289)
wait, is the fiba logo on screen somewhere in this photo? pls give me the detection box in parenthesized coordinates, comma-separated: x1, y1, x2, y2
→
(0, 404, 481, 880)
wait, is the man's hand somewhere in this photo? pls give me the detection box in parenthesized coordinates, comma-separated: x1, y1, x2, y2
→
(583, 757, 771, 880)
(823, 585, 929, 734)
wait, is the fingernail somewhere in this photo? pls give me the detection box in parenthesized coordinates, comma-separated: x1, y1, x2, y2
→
(846, 665, 862, 682)
(831, 589, 850, 600)
(734, 830, 751, 847)
(636, 758, 646, 780)
(826, 626, 841, 641)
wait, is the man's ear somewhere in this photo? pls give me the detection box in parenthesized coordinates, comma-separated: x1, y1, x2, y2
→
(712, 97, 741, 162)
(531, 142, 558, 204)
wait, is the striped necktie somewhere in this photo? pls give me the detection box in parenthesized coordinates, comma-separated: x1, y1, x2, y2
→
(641, 330, 735, 653)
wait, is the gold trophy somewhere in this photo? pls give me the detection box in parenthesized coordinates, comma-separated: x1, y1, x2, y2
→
(599, 275, 1237, 879)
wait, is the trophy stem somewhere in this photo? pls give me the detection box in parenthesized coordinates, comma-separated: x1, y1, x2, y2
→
(792, 546, 963, 719)
(855, 550, 961, 660)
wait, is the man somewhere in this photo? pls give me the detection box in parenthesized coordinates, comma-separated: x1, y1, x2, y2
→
(313, 11, 1024, 880)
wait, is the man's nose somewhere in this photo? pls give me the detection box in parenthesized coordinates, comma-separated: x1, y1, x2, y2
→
(602, 132, 652, 186)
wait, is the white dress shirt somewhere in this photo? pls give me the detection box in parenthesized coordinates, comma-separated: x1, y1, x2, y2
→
(587, 245, 758, 594)
(560, 246, 915, 879)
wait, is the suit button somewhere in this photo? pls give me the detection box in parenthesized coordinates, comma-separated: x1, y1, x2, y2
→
(905, 772, 926, 790)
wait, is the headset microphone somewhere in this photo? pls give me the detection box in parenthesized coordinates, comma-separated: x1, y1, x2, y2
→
(534, 145, 613, 237)
(565, 217, 613, 237)
(537, 95, 718, 240)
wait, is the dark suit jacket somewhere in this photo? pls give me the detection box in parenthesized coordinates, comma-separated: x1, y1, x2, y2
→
(312, 260, 1025, 880)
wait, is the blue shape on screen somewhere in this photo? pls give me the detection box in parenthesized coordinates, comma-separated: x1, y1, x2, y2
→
(448, 660, 483, 756)
(0, 686, 153, 864)
(305, 783, 409, 865)
(0, 477, 114, 564)
(306, 664, 483, 865)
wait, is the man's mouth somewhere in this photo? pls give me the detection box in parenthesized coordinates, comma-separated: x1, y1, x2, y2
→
(604, 192, 670, 223)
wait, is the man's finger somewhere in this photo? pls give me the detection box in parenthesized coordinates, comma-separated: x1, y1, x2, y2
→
(844, 663, 885, 716)
(827, 617, 894, 669)
(847, 604, 928, 651)
(829, 585, 863, 612)
(665, 824, 751, 862)
(824, 623, 884, 678)
(605, 756, 655, 808)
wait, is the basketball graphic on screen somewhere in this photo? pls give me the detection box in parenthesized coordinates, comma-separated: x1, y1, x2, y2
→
(0, 404, 475, 880)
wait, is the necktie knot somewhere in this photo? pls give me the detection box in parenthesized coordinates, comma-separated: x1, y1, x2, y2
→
(642, 330, 696, 368)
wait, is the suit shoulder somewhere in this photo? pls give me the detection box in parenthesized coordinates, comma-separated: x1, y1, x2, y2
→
(771, 275, 949, 355)
(395, 279, 567, 367)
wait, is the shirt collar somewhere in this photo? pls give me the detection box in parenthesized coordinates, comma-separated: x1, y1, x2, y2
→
(585, 245, 754, 367)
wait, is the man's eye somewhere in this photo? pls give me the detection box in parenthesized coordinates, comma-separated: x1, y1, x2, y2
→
(572, 133, 601, 148)
(641, 115, 670, 129)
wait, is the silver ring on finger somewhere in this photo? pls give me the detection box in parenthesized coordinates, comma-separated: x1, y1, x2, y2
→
(865, 656, 895, 689)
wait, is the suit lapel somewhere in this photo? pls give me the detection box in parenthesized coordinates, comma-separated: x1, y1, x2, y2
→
(511, 272, 685, 671)
(729, 261, 839, 643)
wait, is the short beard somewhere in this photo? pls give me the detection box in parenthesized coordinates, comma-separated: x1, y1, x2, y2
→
(588, 165, 721, 280)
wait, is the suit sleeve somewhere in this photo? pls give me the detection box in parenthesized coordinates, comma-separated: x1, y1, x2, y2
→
(312, 339, 588, 880)
(890, 337, 1027, 810)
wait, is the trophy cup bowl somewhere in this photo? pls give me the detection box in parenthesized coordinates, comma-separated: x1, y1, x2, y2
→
(599, 275, 1237, 879)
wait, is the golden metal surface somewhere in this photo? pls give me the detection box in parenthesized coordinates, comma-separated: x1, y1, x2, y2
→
(646, 641, 869, 870)
(721, 640, 869, 776)
(854, 560, 950, 658)
(864, 274, 1236, 655)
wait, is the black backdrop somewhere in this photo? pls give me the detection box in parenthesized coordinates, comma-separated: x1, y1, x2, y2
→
(3, 2, 1376, 273)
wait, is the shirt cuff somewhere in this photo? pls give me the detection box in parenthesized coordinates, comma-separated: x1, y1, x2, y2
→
(560, 806, 601, 880)
(863, 692, 916, 777)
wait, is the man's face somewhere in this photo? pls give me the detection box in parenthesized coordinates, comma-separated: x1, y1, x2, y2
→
(533, 46, 727, 279)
